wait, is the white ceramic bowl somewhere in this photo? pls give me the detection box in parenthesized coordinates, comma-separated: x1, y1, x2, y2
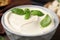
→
(1, 5, 59, 37)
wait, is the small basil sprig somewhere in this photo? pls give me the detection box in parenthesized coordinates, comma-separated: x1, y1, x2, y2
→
(24, 8, 31, 19)
(11, 8, 44, 20)
(40, 14, 51, 27)
(57, 0, 60, 3)
(31, 10, 44, 16)
(11, 8, 25, 15)
(0, 36, 5, 40)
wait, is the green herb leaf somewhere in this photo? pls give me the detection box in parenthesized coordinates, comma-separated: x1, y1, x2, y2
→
(24, 8, 31, 19)
(0, 36, 4, 40)
(40, 14, 51, 27)
(11, 8, 25, 15)
(31, 10, 44, 16)
(58, 0, 60, 2)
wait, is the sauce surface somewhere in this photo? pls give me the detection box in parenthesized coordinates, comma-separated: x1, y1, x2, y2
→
(4, 7, 54, 35)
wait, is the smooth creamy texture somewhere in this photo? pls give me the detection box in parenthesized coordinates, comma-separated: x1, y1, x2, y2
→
(4, 8, 54, 35)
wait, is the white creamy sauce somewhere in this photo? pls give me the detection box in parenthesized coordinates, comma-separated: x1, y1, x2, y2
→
(4, 8, 54, 35)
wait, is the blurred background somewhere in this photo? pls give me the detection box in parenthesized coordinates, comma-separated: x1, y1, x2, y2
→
(0, 0, 60, 40)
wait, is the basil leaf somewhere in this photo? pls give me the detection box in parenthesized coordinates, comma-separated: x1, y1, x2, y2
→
(11, 8, 25, 15)
(24, 8, 31, 19)
(40, 14, 51, 27)
(58, 0, 60, 2)
(31, 10, 44, 16)
(0, 36, 4, 40)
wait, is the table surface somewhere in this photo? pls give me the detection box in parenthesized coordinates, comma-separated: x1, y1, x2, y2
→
(0, 0, 60, 40)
